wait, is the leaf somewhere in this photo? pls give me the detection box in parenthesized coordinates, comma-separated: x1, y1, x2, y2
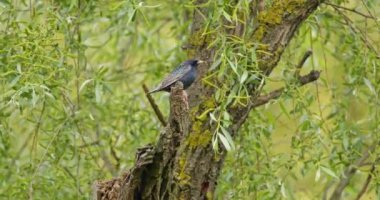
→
(16, 63, 22, 73)
(218, 133, 231, 151)
(212, 135, 219, 151)
(79, 79, 93, 92)
(320, 166, 338, 179)
(222, 10, 232, 22)
(31, 89, 38, 107)
(220, 126, 235, 150)
(209, 58, 222, 71)
(209, 113, 217, 122)
(279, 101, 291, 119)
(364, 78, 376, 96)
(240, 71, 248, 84)
(280, 182, 287, 198)
(315, 167, 321, 182)
(223, 111, 230, 121)
(9, 76, 20, 88)
(0, 0, 10, 5)
(95, 83, 102, 103)
(226, 57, 238, 75)
(128, 9, 137, 23)
(196, 108, 215, 120)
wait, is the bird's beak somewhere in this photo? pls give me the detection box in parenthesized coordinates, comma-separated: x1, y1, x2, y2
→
(198, 60, 205, 64)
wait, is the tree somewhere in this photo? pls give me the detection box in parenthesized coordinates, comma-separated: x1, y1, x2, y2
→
(0, 0, 379, 199)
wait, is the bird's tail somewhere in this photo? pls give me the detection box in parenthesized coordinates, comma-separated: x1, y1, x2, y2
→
(147, 87, 160, 94)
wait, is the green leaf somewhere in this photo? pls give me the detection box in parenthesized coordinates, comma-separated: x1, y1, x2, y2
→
(218, 133, 231, 151)
(279, 101, 291, 119)
(220, 126, 235, 150)
(226, 57, 238, 75)
(79, 79, 93, 92)
(240, 71, 248, 84)
(210, 113, 217, 122)
(222, 10, 232, 22)
(320, 166, 338, 179)
(364, 78, 376, 96)
(95, 83, 102, 103)
(315, 167, 321, 182)
(280, 182, 287, 198)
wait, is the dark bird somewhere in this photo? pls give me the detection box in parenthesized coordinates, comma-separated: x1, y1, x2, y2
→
(148, 59, 204, 94)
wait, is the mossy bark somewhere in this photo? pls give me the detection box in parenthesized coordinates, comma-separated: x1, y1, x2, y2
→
(94, 0, 323, 199)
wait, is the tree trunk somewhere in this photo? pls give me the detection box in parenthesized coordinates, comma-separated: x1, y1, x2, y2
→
(94, 0, 324, 199)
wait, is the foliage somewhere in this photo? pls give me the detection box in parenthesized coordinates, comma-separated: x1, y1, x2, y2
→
(0, 0, 379, 199)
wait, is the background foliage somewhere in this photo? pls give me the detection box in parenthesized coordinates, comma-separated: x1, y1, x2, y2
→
(0, 0, 379, 199)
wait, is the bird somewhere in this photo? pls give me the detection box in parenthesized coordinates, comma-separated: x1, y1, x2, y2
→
(148, 59, 204, 94)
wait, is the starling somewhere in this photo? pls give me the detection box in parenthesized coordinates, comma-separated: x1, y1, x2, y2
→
(148, 59, 204, 94)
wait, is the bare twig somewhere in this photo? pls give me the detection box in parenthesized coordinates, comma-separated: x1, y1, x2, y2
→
(324, 2, 374, 19)
(294, 50, 312, 78)
(252, 70, 321, 108)
(329, 142, 378, 200)
(354, 164, 375, 200)
(142, 84, 167, 126)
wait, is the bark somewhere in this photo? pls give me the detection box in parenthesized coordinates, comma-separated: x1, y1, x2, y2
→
(94, 0, 324, 199)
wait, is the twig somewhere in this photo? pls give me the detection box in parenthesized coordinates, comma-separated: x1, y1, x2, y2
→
(329, 142, 378, 200)
(360, 0, 380, 27)
(79, 141, 99, 148)
(333, 7, 380, 59)
(63, 167, 84, 195)
(294, 50, 312, 78)
(142, 84, 167, 126)
(354, 164, 375, 200)
(31, 100, 46, 159)
(324, 2, 374, 19)
(110, 144, 121, 170)
(252, 70, 321, 108)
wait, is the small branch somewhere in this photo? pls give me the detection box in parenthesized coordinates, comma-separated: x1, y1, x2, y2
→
(333, 7, 380, 59)
(294, 50, 312, 78)
(354, 164, 375, 200)
(110, 144, 121, 170)
(142, 84, 167, 126)
(324, 2, 374, 19)
(330, 143, 378, 200)
(252, 70, 321, 108)
(78, 141, 99, 148)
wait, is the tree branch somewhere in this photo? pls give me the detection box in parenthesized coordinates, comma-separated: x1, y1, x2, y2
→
(294, 50, 312, 78)
(333, 7, 380, 59)
(142, 84, 167, 126)
(252, 70, 321, 108)
(330, 142, 378, 200)
(354, 164, 375, 200)
(323, 2, 375, 19)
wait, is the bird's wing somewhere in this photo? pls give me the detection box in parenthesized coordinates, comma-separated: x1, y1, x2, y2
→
(149, 63, 191, 93)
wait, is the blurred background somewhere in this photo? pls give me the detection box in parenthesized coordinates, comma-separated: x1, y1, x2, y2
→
(0, 0, 379, 199)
